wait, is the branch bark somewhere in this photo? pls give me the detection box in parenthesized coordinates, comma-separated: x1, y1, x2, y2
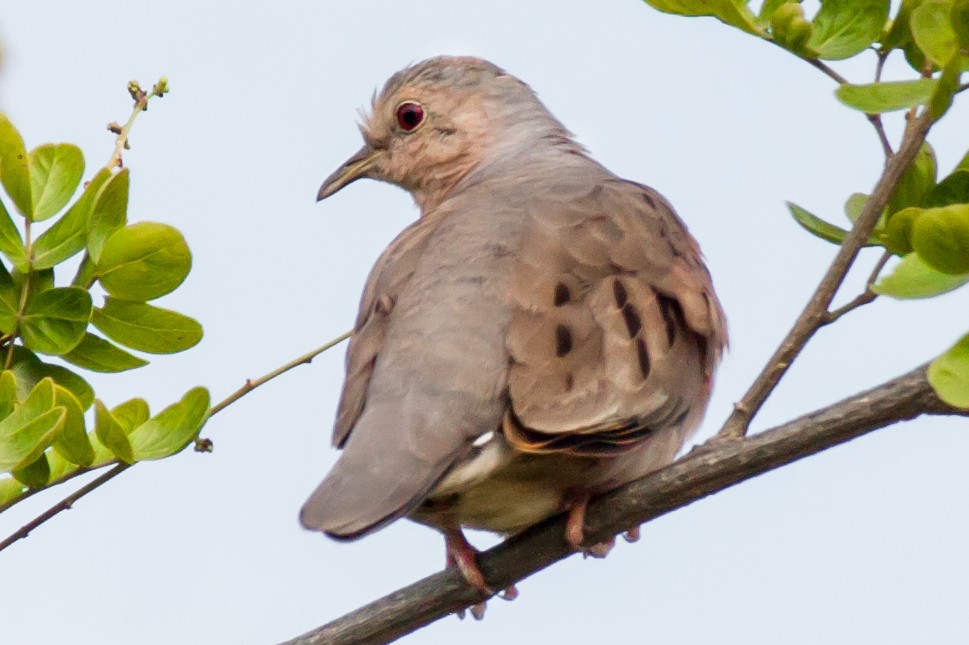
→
(718, 110, 934, 439)
(282, 363, 966, 645)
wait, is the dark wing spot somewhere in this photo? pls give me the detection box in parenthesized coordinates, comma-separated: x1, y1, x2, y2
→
(658, 295, 684, 346)
(636, 338, 651, 379)
(554, 283, 571, 306)
(555, 325, 573, 357)
(642, 192, 656, 208)
(621, 304, 642, 338)
(564, 372, 575, 391)
(613, 279, 628, 308)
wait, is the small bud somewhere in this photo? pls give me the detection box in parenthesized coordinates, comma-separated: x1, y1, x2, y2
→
(194, 438, 214, 453)
(153, 76, 170, 97)
(107, 122, 123, 134)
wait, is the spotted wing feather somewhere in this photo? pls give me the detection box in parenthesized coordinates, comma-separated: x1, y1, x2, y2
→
(504, 180, 726, 456)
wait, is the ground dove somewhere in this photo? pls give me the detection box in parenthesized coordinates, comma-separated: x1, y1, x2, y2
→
(301, 56, 726, 596)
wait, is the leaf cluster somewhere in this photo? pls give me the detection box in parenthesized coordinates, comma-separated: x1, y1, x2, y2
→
(0, 111, 209, 510)
(642, 0, 969, 408)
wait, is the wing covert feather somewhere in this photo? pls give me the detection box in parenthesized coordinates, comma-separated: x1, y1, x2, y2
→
(504, 180, 726, 456)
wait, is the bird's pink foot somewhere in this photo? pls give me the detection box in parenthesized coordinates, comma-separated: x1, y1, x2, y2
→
(445, 529, 490, 594)
(565, 495, 625, 558)
(445, 529, 518, 620)
(565, 494, 591, 550)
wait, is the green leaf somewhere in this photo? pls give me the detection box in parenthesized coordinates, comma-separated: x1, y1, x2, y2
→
(642, 0, 766, 35)
(928, 333, 969, 408)
(927, 54, 963, 120)
(0, 371, 16, 419)
(788, 201, 881, 246)
(927, 169, 969, 206)
(28, 144, 85, 222)
(0, 378, 65, 472)
(62, 332, 148, 373)
(911, 204, 969, 273)
(33, 167, 111, 270)
(0, 266, 18, 334)
(808, 0, 890, 60)
(758, 0, 792, 24)
(94, 399, 134, 464)
(0, 198, 27, 271)
(770, 3, 817, 55)
(844, 192, 870, 223)
(96, 222, 192, 301)
(880, 0, 920, 51)
(87, 431, 119, 469)
(911, 0, 963, 65)
(87, 168, 129, 263)
(903, 36, 934, 72)
(50, 385, 93, 467)
(71, 254, 97, 290)
(789, 201, 850, 244)
(0, 476, 25, 506)
(0, 114, 33, 219)
(7, 346, 94, 410)
(19, 286, 92, 355)
(12, 453, 51, 489)
(888, 142, 937, 215)
(129, 387, 210, 461)
(46, 448, 81, 484)
(112, 398, 150, 433)
(883, 206, 921, 254)
(873, 252, 969, 297)
(92, 298, 202, 354)
(955, 149, 969, 173)
(835, 78, 938, 113)
(954, 0, 969, 46)
(13, 266, 54, 297)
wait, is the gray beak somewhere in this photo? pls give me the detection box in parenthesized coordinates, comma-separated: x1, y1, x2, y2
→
(317, 144, 382, 201)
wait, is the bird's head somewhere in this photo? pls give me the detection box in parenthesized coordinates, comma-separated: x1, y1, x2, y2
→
(317, 56, 576, 210)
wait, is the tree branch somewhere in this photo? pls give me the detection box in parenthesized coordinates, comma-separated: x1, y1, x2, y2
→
(281, 363, 966, 645)
(0, 331, 352, 551)
(719, 110, 934, 439)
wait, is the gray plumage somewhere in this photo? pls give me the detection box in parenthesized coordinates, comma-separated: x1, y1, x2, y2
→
(301, 56, 726, 553)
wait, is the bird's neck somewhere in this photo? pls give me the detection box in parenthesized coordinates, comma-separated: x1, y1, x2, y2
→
(413, 135, 588, 214)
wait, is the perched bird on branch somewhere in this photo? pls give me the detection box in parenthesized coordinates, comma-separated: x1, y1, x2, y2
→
(301, 56, 726, 603)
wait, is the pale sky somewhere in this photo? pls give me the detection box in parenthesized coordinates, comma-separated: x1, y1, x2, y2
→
(1, 1, 968, 644)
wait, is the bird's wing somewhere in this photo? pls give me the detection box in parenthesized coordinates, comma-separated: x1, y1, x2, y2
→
(503, 179, 726, 457)
(331, 215, 440, 448)
(302, 199, 521, 538)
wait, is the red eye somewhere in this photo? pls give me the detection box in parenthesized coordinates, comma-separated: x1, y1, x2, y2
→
(395, 102, 425, 132)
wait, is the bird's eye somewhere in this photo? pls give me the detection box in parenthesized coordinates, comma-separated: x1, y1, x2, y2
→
(395, 102, 425, 132)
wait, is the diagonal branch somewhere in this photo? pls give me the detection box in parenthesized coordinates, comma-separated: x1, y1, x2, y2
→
(0, 331, 352, 551)
(281, 363, 966, 645)
(718, 110, 934, 439)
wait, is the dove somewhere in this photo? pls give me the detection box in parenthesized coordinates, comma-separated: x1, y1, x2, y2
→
(301, 56, 726, 595)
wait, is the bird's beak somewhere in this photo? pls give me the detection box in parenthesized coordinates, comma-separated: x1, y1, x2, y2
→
(317, 144, 382, 201)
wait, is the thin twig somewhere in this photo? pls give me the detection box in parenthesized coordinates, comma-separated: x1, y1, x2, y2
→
(799, 55, 849, 84)
(0, 464, 131, 553)
(210, 331, 352, 416)
(0, 330, 352, 552)
(107, 78, 168, 169)
(875, 50, 888, 83)
(867, 114, 894, 158)
(718, 110, 934, 439)
(823, 249, 892, 324)
(868, 51, 894, 157)
(282, 364, 967, 645)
